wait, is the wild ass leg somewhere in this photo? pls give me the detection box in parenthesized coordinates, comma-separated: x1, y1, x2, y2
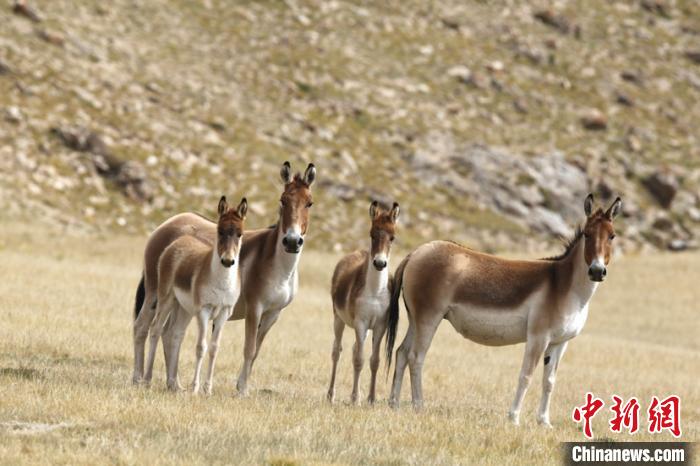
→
(537, 341, 568, 427)
(132, 291, 156, 384)
(327, 312, 345, 403)
(203, 306, 232, 395)
(165, 304, 193, 392)
(143, 294, 175, 385)
(408, 314, 442, 410)
(350, 323, 369, 405)
(236, 304, 263, 396)
(508, 334, 549, 425)
(191, 306, 212, 394)
(250, 309, 282, 370)
(367, 321, 387, 404)
(389, 321, 414, 408)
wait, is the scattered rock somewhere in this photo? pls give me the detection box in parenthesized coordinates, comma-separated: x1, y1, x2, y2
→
(4, 106, 23, 124)
(684, 51, 700, 65)
(0, 60, 10, 75)
(643, 171, 678, 208)
(12, 0, 42, 22)
(581, 109, 608, 130)
(533, 9, 572, 34)
(615, 92, 634, 107)
(447, 65, 472, 84)
(651, 214, 674, 231)
(640, 0, 671, 18)
(668, 239, 692, 252)
(440, 18, 460, 31)
(36, 29, 65, 47)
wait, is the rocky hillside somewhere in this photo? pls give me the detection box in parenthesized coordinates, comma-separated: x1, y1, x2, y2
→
(2, 0, 700, 253)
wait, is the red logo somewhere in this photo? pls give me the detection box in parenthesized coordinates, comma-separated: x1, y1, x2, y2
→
(648, 395, 681, 438)
(572, 392, 605, 438)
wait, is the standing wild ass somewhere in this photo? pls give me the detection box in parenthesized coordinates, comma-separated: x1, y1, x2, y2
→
(133, 161, 316, 395)
(327, 201, 400, 404)
(386, 194, 621, 427)
(143, 196, 247, 393)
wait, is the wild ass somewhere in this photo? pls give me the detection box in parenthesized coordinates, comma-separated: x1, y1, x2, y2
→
(132, 161, 316, 395)
(327, 201, 400, 405)
(143, 196, 247, 393)
(386, 194, 622, 426)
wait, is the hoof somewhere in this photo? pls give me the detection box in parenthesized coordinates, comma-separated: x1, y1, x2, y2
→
(203, 383, 212, 395)
(388, 398, 399, 409)
(508, 411, 520, 426)
(326, 391, 335, 403)
(167, 379, 183, 392)
(191, 383, 200, 394)
(537, 417, 553, 429)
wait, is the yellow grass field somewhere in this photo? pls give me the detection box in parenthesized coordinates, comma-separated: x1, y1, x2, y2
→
(0, 222, 698, 465)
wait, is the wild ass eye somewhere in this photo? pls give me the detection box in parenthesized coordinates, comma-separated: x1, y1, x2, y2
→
(306, 201, 313, 208)
(390, 236, 395, 242)
(609, 233, 615, 241)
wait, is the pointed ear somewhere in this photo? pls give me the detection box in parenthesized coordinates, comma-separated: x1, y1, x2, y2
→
(369, 200, 379, 219)
(390, 202, 400, 223)
(303, 163, 316, 186)
(605, 197, 622, 220)
(280, 161, 292, 184)
(218, 195, 228, 217)
(584, 193, 594, 217)
(236, 197, 248, 219)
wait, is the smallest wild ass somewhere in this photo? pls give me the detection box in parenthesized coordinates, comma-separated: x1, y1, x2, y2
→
(386, 194, 621, 427)
(144, 196, 248, 394)
(328, 200, 400, 404)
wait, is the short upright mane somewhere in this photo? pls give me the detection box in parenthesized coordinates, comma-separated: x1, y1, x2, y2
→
(542, 225, 583, 261)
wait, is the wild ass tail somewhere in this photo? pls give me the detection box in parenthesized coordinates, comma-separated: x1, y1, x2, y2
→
(134, 274, 145, 320)
(385, 253, 411, 376)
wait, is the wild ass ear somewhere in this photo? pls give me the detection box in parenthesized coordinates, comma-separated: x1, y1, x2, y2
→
(236, 197, 248, 220)
(280, 161, 292, 184)
(584, 193, 594, 217)
(390, 202, 400, 223)
(369, 200, 379, 219)
(605, 197, 622, 220)
(218, 196, 229, 217)
(303, 163, 316, 186)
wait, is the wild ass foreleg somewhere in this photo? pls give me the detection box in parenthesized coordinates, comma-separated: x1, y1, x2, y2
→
(132, 291, 156, 384)
(350, 323, 369, 405)
(389, 321, 414, 408)
(236, 305, 263, 396)
(191, 306, 213, 394)
(144, 293, 175, 385)
(164, 304, 193, 392)
(326, 313, 345, 403)
(537, 341, 568, 427)
(203, 306, 232, 395)
(367, 322, 387, 404)
(250, 309, 282, 370)
(508, 335, 549, 425)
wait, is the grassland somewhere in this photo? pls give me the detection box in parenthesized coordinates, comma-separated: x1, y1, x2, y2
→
(0, 221, 698, 465)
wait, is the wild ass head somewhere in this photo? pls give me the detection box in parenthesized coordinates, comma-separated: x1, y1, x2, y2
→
(368, 200, 400, 271)
(216, 196, 247, 268)
(582, 193, 622, 282)
(279, 161, 316, 254)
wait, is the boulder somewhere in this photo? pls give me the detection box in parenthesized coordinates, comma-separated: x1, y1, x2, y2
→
(643, 171, 678, 208)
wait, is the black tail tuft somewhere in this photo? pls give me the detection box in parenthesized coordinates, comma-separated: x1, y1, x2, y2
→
(385, 253, 411, 377)
(134, 274, 145, 320)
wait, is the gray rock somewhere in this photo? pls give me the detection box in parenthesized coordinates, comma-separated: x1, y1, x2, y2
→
(643, 171, 678, 208)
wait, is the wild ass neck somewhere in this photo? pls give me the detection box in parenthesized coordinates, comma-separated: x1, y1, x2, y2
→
(365, 253, 389, 296)
(559, 238, 599, 311)
(208, 241, 238, 287)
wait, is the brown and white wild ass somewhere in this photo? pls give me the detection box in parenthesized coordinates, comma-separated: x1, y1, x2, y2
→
(327, 201, 400, 405)
(386, 194, 621, 426)
(143, 196, 247, 393)
(132, 161, 316, 395)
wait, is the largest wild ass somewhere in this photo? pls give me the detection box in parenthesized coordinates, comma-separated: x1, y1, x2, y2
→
(327, 200, 400, 405)
(143, 196, 247, 393)
(386, 194, 622, 427)
(133, 162, 316, 395)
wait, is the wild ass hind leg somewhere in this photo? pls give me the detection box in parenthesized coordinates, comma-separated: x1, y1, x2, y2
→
(203, 306, 233, 395)
(164, 304, 193, 392)
(367, 321, 387, 405)
(508, 334, 550, 426)
(327, 312, 345, 403)
(143, 293, 175, 385)
(191, 306, 213, 394)
(408, 313, 443, 410)
(350, 322, 369, 405)
(389, 320, 415, 409)
(537, 341, 568, 428)
(133, 290, 156, 385)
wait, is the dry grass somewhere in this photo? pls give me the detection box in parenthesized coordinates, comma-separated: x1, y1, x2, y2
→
(0, 222, 698, 465)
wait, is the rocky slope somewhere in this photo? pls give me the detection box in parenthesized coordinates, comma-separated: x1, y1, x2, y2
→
(1, 0, 699, 253)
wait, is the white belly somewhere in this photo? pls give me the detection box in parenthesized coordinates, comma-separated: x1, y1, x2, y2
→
(337, 288, 390, 329)
(446, 304, 528, 346)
